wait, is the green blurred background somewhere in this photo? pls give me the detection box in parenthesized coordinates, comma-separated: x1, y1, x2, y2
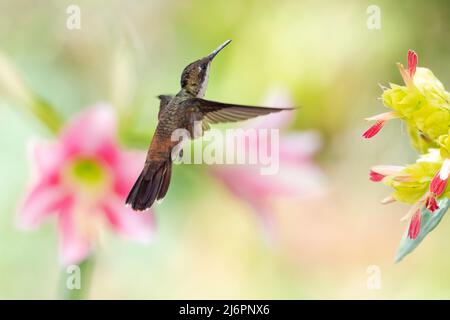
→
(0, 0, 450, 299)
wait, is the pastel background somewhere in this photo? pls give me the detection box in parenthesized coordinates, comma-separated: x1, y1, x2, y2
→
(0, 0, 449, 299)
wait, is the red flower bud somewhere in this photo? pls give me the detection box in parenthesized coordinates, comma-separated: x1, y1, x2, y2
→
(425, 196, 439, 212)
(408, 210, 421, 239)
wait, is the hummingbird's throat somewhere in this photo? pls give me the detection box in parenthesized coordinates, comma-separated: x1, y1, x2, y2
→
(197, 63, 210, 98)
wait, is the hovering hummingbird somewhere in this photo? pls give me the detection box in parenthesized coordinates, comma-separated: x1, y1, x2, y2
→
(126, 40, 294, 211)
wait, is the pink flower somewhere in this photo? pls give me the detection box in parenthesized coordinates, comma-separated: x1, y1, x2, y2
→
(362, 121, 384, 139)
(19, 104, 154, 265)
(369, 170, 384, 182)
(362, 111, 400, 139)
(408, 209, 421, 239)
(422, 158, 450, 213)
(363, 50, 418, 139)
(407, 50, 418, 78)
(397, 49, 418, 87)
(429, 159, 450, 197)
(425, 195, 439, 212)
(369, 165, 405, 182)
(210, 89, 325, 238)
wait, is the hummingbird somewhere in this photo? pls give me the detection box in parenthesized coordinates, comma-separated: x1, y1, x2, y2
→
(126, 40, 294, 211)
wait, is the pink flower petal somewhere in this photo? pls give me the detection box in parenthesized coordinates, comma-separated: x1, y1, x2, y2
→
(425, 196, 439, 212)
(430, 159, 450, 196)
(18, 178, 68, 229)
(102, 198, 155, 243)
(211, 117, 325, 205)
(29, 141, 64, 176)
(369, 165, 406, 182)
(112, 151, 146, 198)
(362, 120, 385, 139)
(20, 104, 158, 265)
(213, 161, 324, 201)
(270, 163, 325, 197)
(408, 210, 421, 239)
(279, 132, 321, 163)
(369, 170, 385, 182)
(60, 103, 118, 159)
(430, 173, 448, 196)
(407, 50, 418, 78)
(58, 204, 92, 265)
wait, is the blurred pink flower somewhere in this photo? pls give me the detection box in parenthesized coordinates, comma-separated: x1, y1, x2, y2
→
(210, 89, 326, 238)
(19, 104, 154, 265)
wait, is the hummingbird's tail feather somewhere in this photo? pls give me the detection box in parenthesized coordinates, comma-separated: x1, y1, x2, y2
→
(126, 159, 172, 211)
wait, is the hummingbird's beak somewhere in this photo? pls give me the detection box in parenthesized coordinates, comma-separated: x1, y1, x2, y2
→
(208, 40, 231, 60)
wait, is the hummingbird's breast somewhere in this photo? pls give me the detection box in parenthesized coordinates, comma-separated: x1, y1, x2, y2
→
(157, 96, 188, 135)
(147, 97, 187, 161)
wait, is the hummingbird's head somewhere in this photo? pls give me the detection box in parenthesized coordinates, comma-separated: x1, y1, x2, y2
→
(180, 40, 231, 97)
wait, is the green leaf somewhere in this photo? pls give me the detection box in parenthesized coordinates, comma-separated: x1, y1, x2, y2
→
(395, 198, 450, 263)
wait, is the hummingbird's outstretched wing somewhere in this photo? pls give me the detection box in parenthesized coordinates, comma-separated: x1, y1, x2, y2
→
(183, 98, 294, 128)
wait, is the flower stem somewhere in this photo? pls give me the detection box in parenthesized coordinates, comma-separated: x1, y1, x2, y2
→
(59, 257, 96, 300)
(29, 97, 64, 134)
